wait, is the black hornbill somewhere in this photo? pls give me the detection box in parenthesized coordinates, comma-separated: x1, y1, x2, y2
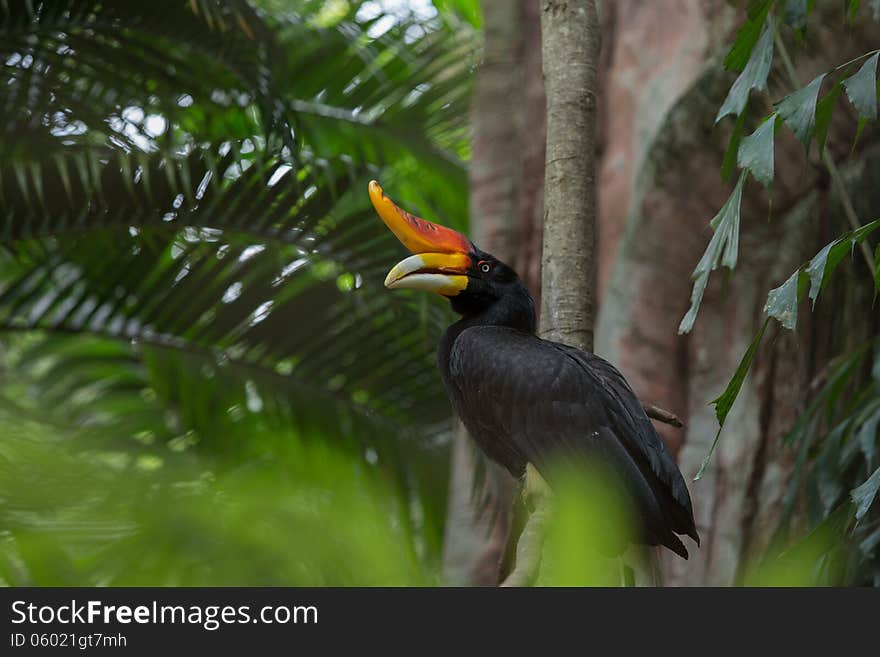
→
(369, 181, 699, 559)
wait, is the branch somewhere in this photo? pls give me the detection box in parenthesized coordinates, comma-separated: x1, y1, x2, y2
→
(643, 403, 684, 427)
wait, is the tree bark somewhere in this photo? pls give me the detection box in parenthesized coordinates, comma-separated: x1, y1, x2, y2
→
(538, 0, 598, 353)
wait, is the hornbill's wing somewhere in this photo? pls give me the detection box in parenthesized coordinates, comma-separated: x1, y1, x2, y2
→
(447, 325, 699, 557)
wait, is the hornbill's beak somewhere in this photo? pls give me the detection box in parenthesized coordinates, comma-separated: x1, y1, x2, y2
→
(369, 180, 472, 297)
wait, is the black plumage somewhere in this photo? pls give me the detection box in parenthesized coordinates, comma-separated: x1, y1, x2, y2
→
(438, 254, 699, 559)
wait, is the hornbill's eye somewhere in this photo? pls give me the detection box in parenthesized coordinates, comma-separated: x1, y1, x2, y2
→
(479, 262, 491, 273)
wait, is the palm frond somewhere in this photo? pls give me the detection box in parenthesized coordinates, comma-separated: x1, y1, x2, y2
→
(0, 0, 476, 585)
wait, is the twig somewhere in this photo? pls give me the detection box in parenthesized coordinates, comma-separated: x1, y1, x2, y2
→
(774, 32, 877, 278)
(643, 403, 684, 427)
(831, 48, 880, 74)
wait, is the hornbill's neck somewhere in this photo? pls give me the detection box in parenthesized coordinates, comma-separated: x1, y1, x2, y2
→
(439, 282, 536, 373)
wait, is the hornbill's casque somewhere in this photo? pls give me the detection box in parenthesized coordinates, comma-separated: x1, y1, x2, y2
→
(368, 181, 699, 559)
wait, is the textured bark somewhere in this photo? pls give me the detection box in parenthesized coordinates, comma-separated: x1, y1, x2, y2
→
(441, 0, 545, 586)
(538, 0, 599, 353)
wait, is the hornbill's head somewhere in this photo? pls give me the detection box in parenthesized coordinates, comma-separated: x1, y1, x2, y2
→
(369, 180, 530, 322)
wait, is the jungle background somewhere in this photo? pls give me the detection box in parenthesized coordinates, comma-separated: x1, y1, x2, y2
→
(0, 0, 878, 587)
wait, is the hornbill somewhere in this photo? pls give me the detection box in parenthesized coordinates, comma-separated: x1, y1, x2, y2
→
(368, 181, 699, 559)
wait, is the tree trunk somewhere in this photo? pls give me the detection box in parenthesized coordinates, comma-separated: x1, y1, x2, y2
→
(538, 0, 598, 353)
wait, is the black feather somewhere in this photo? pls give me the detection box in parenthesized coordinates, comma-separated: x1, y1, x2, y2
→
(433, 259, 699, 559)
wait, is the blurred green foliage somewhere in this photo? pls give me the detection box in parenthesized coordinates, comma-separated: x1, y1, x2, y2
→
(539, 464, 636, 587)
(0, 0, 479, 586)
(0, 404, 432, 585)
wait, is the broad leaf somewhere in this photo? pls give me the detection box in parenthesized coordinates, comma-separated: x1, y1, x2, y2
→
(852, 466, 880, 521)
(776, 74, 826, 149)
(738, 113, 778, 187)
(716, 17, 774, 123)
(723, 0, 773, 72)
(842, 52, 879, 121)
(814, 83, 842, 156)
(710, 171, 747, 271)
(679, 171, 747, 334)
(764, 268, 802, 330)
(805, 241, 836, 307)
(721, 107, 748, 182)
(678, 270, 709, 336)
(711, 318, 769, 428)
(842, 52, 879, 146)
(806, 218, 880, 306)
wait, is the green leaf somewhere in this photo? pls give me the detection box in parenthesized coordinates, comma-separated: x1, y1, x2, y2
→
(721, 107, 748, 182)
(875, 242, 880, 292)
(716, 17, 775, 122)
(849, 0, 861, 22)
(805, 240, 835, 307)
(857, 408, 879, 467)
(852, 465, 880, 521)
(737, 113, 778, 187)
(678, 270, 709, 336)
(776, 74, 826, 148)
(842, 52, 879, 147)
(0, 0, 484, 586)
(806, 218, 880, 306)
(842, 52, 879, 121)
(678, 171, 747, 334)
(712, 318, 768, 424)
(764, 268, 802, 330)
(852, 218, 880, 242)
(723, 0, 774, 72)
(695, 318, 770, 480)
(814, 83, 842, 156)
(710, 171, 747, 271)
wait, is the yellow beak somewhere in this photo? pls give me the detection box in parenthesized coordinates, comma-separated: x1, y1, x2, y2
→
(369, 181, 472, 297)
